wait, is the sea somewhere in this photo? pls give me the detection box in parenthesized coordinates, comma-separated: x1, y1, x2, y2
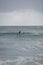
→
(0, 26, 43, 65)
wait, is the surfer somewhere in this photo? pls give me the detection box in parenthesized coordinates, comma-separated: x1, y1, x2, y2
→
(19, 30, 21, 35)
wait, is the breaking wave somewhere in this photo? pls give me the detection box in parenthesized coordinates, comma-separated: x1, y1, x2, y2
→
(0, 56, 43, 65)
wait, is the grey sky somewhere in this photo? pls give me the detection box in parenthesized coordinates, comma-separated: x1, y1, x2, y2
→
(0, 0, 43, 26)
(0, 0, 43, 12)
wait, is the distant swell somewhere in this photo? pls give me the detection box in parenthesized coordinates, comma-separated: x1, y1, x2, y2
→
(0, 32, 43, 36)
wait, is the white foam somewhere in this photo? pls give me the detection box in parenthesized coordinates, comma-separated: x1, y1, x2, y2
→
(16, 56, 26, 65)
(1, 55, 43, 65)
(0, 60, 15, 65)
(20, 47, 28, 51)
(0, 56, 35, 65)
(39, 64, 43, 65)
(35, 62, 43, 65)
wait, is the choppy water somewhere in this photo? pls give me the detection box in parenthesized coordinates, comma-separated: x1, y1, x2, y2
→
(0, 26, 43, 65)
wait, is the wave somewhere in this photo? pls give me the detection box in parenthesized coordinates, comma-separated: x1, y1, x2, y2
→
(0, 56, 30, 65)
(0, 32, 43, 36)
(0, 56, 42, 65)
(0, 56, 37, 65)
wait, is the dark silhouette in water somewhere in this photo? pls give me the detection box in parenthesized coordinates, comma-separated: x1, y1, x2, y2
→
(19, 30, 21, 35)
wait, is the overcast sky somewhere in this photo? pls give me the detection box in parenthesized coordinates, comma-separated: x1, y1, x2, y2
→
(0, 0, 43, 26)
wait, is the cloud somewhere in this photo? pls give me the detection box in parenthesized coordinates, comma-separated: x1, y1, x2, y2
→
(0, 9, 43, 26)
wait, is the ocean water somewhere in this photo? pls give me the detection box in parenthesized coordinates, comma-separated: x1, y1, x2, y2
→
(0, 26, 43, 65)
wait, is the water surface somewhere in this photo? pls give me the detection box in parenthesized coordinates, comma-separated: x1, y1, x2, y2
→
(0, 26, 43, 65)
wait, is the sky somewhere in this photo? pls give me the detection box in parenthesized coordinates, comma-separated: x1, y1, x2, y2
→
(0, 0, 43, 26)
